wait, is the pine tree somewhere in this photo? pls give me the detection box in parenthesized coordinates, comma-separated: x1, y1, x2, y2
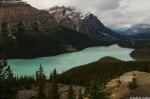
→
(84, 85, 89, 97)
(36, 64, 46, 99)
(0, 58, 10, 99)
(3, 66, 17, 99)
(48, 69, 59, 99)
(128, 75, 139, 90)
(78, 87, 83, 99)
(88, 79, 108, 99)
(0, 65, 17, 99)
(67, 85, 75, 99)
(0, 58, 8, 81)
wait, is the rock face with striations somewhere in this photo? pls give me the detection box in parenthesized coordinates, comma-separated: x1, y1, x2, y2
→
(48, 6, 122, 39)
(0, 3, 58, 34)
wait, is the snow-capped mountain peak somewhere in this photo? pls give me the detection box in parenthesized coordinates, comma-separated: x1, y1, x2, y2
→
(49, 6, 77, 14)
(49, 6, 94, 20)
(48, 6, 122, 40)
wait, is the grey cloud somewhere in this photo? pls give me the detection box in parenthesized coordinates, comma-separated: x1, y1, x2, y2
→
(24, 0, 150, 29)
(25, 0, 122, 12)
(98, 11, 143, 28)
(143, 16, 150, 24)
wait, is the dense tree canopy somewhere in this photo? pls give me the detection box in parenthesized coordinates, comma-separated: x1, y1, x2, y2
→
(58, 56, 150, 86)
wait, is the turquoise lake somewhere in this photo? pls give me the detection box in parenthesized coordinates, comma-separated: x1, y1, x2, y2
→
(8, 44, 134, 77)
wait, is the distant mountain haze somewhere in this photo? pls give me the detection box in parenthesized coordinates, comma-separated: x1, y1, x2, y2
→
(114, 24, 150, 35)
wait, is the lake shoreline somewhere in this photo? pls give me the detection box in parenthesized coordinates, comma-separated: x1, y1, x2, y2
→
(7, 42, 134, 60)
(8, 44, 134, 76)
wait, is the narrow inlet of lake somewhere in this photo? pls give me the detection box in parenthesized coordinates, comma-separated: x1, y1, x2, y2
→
(8, 44, 134, 76)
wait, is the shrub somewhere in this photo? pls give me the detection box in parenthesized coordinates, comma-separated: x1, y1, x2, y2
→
(128, 77, 138, 90)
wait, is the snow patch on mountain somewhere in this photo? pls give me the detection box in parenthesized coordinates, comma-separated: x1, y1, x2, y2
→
(101, 32, 109, 36)
(47, 6, 121, 40)
(49, 6, 93, 21)
(68, 16, 73, 19)
(80, 13, 92, 20)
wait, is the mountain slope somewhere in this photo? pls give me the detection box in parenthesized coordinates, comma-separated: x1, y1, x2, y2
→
(0, 3, 58, 34)
(58, 56, 150, 86)
(131, 31, 150, 39)
(1, 25, 112, 59)
(0, 24, 115, 59)
(48, 6, 124, 40)
(0, 3, 116, 59)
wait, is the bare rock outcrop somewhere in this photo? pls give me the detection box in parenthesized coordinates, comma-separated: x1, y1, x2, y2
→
(17, 84, 85, 99)
(0, 3, 58, 34)
(106, 71, 150, 99)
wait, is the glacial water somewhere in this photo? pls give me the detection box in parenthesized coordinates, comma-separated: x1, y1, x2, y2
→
(8, 44, 134, 76)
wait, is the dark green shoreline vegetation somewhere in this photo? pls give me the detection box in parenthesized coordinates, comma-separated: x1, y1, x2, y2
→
(1, 56, 150, 98)
(0, 26, 116, 59)
(118, 40, 150, 60)
(1, 26, 150, 61)
(1, 21, 150, 61)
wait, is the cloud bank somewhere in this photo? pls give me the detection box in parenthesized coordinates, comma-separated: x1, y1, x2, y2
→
(24, 0, 150, 29)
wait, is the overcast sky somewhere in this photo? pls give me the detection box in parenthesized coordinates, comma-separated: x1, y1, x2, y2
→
(24, 0, 150, 29)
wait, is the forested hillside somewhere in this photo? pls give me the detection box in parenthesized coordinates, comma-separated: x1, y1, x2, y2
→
(58, 56, 150, 86)
(0, 26, 115, 59)
(118, 40, 150, 60)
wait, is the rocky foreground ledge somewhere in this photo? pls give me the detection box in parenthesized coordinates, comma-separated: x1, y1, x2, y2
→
(17, 71, 150, 99)
(106, 71, 150, 99)
(17, 84, 85, 99)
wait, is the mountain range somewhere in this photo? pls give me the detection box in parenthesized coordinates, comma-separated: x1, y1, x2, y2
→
(48, 6, 124, 40)
(117, 24, 150, 35)
(1, 3, 149, 59)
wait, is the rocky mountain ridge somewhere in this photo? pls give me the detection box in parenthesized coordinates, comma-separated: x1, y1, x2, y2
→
(48, 6, 123, 40)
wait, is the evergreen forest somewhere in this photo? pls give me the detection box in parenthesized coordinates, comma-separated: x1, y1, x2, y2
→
(1, 56, 150, 99)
